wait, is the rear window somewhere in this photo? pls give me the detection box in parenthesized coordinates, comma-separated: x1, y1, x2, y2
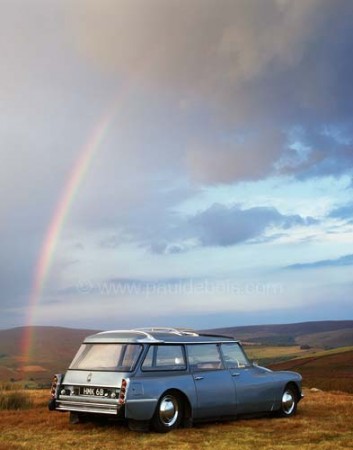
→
(69, 344, 142, 371)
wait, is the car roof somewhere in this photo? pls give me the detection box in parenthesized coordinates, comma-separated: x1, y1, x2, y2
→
(83, 327, 238, 344)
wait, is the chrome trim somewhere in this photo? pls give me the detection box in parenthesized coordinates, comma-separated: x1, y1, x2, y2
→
(96, 329, 159, 341)
(56, 400, 120, 415)
(281, 390, 295, 415)
(88, 328, 238, 344)
(158, 395, 179, 427)
(136, 327, 199, 336)
(59, 394, 119, 405)
(63, 382, 121, 388)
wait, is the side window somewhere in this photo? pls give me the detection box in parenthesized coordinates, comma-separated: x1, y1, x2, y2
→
(142, 345, 186, 371)
(221, 343, 249, 369)
(187, 344, 223, 371)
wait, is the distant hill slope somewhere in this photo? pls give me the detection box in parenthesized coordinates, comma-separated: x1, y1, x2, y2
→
(295, 328, 353, 348)
(0, 326, 99, 385)
(207, 320, 353, 347)
(0, 326, 99, 360)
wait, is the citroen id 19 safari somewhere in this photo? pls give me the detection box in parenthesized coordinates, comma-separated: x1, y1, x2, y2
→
(48, 328, 303, 432)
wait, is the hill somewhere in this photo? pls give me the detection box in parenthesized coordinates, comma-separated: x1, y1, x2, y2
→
(0, 326, 98, 386)
(208, 320, 353, 347)
(0, 321, 352, 388)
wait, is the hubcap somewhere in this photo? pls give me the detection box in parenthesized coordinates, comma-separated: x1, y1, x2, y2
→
(282, 390, 295, 415)
(159, 395, 179, 427)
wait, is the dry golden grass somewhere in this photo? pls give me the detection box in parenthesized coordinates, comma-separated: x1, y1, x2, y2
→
(0, 389, 352, 450)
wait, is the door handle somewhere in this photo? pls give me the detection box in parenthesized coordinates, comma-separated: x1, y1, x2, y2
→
(194, 376, 204, 381)
(231, 372, 240, 377)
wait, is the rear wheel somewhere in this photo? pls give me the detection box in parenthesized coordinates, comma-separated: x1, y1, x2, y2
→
(277, 386, 298, 417)
(152, 392, 183, 432)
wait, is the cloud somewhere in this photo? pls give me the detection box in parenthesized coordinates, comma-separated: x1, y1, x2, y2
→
(71, 0, 353, 183)
(286, 254, 353, 270)
(186, 128, 285, 183)
(1, 0, 352, 328)
(329, 204, 353, 221)
(58, 276, 202, 297)
(145, 203, 317, 253)
(190, 203, 315, 247)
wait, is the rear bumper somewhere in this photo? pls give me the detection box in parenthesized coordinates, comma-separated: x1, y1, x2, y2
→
(53, 395, 122, 415)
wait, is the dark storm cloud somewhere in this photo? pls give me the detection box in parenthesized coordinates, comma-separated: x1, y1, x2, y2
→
(73, 0, 353, 183)
(286, 254, 353, 270)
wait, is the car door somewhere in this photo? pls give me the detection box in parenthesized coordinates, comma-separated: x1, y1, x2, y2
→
(187, 344, 237, 419)
(221, 342, 276, 414)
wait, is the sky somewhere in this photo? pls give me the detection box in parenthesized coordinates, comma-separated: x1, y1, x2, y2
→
(1, 0, 353, 331)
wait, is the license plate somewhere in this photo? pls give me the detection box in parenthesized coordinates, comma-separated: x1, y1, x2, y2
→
(80, 386, 107, 396)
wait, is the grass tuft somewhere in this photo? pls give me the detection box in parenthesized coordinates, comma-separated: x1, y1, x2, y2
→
(0, 390, 33, 410)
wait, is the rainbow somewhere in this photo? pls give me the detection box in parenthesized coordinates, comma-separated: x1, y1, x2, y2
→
(21, 107, 117, 369)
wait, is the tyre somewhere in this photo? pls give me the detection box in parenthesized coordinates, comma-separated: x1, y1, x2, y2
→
(152, 392, 183, 433)
(277, 386, 298, 417)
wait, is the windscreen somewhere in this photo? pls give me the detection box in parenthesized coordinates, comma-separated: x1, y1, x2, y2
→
(69, 343, 142, 371)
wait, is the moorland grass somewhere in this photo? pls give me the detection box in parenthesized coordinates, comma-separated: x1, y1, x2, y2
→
(0, 389, 352, 449)
(0, 388, 33, 410)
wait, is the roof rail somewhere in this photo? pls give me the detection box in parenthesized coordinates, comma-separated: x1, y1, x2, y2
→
(97, 329, 159, 341)
(198, 332, 235, 339)
(135, 327, 199, 337)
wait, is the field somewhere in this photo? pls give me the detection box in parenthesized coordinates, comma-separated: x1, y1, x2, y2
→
(245, 345, 316, 364)
(270, 348, 353, 394)
(0, 389, 352, 450)
(243, 345, 353, 394)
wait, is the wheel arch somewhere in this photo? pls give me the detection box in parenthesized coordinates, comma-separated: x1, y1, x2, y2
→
(156, 388, 193, 427)
(284, 381, 301, 402)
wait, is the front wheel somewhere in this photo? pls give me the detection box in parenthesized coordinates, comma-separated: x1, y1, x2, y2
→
(152, 393, 183, 432)
(277, 386, 298, 417)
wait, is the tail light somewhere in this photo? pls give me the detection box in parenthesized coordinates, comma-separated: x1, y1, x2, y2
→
(118, 378, 129, 404)
(50, 374, 62, 399)
(50, 375, 58, 398)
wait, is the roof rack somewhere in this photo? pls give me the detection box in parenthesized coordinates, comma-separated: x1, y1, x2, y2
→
(135, 327, 199, 337)
(97, 329, 159, 341)
(198, 332, 235, 339)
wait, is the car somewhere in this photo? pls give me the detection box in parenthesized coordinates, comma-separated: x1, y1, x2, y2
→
(48, 327, 304, 432)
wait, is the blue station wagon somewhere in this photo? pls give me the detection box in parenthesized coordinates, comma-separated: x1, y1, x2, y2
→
(49, 327, 303, 432)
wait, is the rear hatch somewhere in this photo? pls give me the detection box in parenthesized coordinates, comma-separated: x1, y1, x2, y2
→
(55, 342, 143, 414)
